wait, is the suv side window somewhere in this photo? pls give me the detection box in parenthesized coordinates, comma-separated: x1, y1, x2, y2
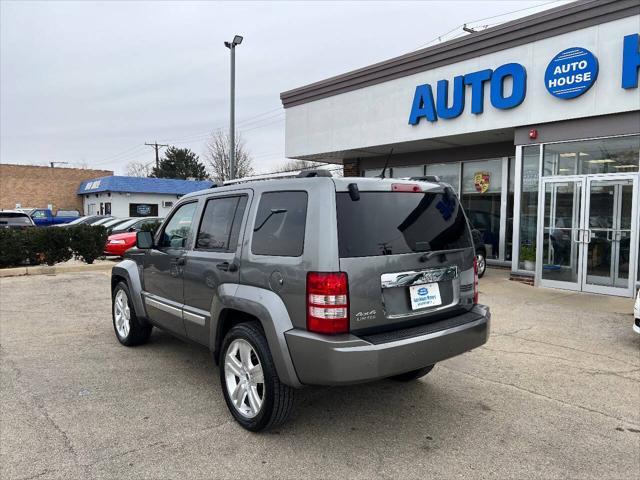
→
(251, 191, 307, 257)
(159, 202, 198, 249)
(196, 195, 247, 251)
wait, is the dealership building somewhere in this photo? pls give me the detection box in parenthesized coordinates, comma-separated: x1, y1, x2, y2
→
(78, 176, 213, 218)
(281, 0, 640, 297)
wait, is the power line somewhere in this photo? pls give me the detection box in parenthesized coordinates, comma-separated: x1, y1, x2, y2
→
(89, 106, 285, 167)
(145, 142, 169, 169)
(466, 0, 565, 25)
(411, 0, 566, 52)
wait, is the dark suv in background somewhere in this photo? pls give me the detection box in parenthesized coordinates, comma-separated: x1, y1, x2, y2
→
(111, 174, 490, 431)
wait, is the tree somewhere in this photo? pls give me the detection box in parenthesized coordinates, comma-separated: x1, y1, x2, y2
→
(151, 146, 208, 180)
(274, 158, 342, 177)
(274, 159, 322, 173)
(126, 160, 152, 177)
(204, 130, 254, 183)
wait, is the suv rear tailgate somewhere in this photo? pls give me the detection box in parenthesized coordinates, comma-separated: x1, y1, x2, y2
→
(335, 183, 475, 334)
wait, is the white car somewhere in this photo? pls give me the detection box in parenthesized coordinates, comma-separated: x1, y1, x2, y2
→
(634, 289, 640, 334)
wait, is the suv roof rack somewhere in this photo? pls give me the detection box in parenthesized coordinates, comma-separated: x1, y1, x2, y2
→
(296, 169, 333, 178)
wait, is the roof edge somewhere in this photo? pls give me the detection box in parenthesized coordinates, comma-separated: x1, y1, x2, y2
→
(280, 0, 639, 108)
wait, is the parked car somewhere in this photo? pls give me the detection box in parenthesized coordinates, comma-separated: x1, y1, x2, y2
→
(110, 217, 163, 235)
(104, 231, 137, 257)
(0, 210, 36, 229)
(56, 215, 109, 227)
(90, 216, 115, 226)
(30, 208, 80, 226)
(634, 288, 639, 334)
(110, 174, 490, 431)
(471, 229, 487, 278)
(101, 217, 133, 234)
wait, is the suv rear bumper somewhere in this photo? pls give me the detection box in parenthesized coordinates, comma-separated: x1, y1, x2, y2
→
(285, 305, 490, 386)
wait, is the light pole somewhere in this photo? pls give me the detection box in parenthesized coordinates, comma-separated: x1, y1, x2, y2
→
(224, 35, 243, 180)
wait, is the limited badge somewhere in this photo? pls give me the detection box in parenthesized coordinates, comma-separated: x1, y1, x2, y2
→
(474, 172, 490, 193)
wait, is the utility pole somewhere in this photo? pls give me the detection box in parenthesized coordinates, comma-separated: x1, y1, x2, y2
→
(50, 161, 69, 168)
(224, 35, 243, 180)
(145, 142, 169, 169)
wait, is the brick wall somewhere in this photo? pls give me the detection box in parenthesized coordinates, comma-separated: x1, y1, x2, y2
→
(343, 160, 360, 177)
(0, 164, 113, 213)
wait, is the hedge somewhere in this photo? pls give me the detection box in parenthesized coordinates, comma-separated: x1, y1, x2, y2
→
(0, 225, 108, 268)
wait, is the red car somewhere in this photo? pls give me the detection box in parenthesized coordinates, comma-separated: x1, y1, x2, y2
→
(104, 231, 137, 257)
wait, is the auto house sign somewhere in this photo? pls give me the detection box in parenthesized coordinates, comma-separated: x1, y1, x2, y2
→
(544, 47, 599, 99)
(408, 33, 640, 126)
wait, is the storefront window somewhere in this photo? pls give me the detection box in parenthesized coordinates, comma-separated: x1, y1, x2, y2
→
(363, 169, 383, 177)
(506, 157, 515, 261)
(543, 135, 640, 176)
(392, 165, 424, 178)
(426, 163, 460, 192)
(461, 159, 502, 259)
(519, 146, 541, 271)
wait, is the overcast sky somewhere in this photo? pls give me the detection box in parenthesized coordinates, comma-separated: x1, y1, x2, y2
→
(1, 0, 571, 175)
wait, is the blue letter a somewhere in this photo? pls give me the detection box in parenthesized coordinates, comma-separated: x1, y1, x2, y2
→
(408, 84, 437, 124)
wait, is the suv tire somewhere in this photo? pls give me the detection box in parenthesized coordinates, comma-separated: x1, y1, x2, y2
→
(476, 251, 487, 278)
(112, 282, 152, 346)
(220, 322, 294, 431)
(390, 365, 435, 381)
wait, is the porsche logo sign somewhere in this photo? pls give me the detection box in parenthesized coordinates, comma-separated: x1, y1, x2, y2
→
(474, 172, 491, 193)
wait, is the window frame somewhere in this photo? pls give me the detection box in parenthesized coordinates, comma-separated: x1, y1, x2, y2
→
(156, 200, 199, 251)
(250, 190, 308, 258)
(195, 194, 248, 253)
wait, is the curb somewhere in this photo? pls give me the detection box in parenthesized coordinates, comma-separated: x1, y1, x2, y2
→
(0, 263, 114, 278)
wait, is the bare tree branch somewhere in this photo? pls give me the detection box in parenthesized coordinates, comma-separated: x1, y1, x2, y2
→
(203, 130, 254, 183)
(273, 159, 322, 173)
(126, 160, 153, 177)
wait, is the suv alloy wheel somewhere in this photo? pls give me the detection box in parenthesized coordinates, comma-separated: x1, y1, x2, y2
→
(112, 282, 152, 346)
(219, 322, 294, 431)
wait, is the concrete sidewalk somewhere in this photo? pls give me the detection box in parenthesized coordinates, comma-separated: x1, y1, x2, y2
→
(0, 258, 116, 278)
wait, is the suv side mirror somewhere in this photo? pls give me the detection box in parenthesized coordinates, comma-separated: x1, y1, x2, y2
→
(136, 230, 154, 249)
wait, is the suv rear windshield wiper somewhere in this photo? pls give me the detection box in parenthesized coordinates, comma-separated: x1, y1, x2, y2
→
(419, 247, 468, 262)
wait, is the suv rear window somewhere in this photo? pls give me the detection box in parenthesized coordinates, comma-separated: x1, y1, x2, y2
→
(0, 213, 32, 226)
(252, 191, 307, 257)
(336, 189, 472, 258)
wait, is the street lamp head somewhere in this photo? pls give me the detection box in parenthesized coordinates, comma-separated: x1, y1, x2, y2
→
(224, 41, 231, 49)
(233, 35, 243, 45)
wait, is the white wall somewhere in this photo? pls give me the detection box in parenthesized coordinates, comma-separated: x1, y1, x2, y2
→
(82, 192, 180, 218)
(285, 16, 640, 158)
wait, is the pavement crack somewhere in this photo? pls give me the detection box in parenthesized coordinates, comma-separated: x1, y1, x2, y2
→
(492, 326, 533, 337)
(16, 469, 53, 480)
(440, 365, 640, 427)
(1, 351, 84, 472)
(482, 346, 640, 380)
(495, 334, 639, 367)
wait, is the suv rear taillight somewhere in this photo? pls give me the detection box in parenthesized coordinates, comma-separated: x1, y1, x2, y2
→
(473, 257, 479, 304)
(306, 272, 349, 334)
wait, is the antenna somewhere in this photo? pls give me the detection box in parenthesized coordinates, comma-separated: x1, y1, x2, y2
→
(378, 148, 394, 179)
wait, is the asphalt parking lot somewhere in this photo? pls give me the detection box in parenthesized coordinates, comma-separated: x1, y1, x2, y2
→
(1, 269, 638, 480)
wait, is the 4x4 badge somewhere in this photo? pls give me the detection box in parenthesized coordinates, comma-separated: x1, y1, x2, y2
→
(355, 310, 377, 321)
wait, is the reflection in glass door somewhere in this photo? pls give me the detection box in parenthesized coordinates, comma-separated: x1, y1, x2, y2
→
(583, 178, 636, 295)
(540, 180, 583, 290)
(538, 175, 638, 297)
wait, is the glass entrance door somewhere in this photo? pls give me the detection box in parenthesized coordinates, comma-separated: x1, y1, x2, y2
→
(539, 179, 584, 291)
(582, 178, 637, 296)
(538, 175, 638, 297)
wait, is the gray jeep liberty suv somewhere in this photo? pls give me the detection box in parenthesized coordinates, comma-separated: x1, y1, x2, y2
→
(111, 174, 490, 431)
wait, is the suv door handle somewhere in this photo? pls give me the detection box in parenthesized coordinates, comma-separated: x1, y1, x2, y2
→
(216, 262, 238, 272)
